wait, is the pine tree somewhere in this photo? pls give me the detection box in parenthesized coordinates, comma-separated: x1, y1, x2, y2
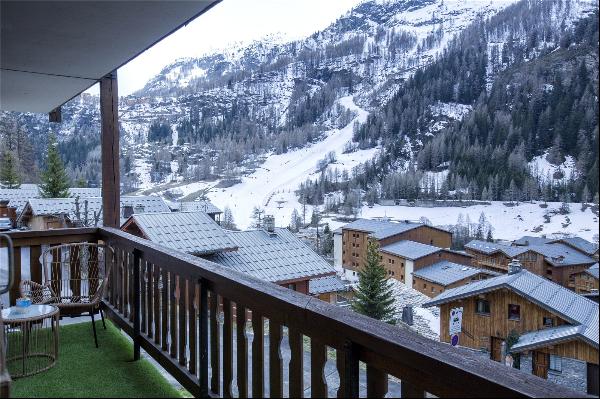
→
(39, 135, 70, 198)
(352, 240, 396, 324)
(486, 228, 494, 242)
(0, 150, 21, 189)
(222, 206, 237, 230)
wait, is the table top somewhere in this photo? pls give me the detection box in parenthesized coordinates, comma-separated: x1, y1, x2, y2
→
(1, 304, 58, 322)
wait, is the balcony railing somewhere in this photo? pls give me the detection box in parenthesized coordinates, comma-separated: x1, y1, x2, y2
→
(2, 227, 587, 398)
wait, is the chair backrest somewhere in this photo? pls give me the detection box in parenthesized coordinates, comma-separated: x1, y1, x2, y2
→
(41, 243, 113, 304)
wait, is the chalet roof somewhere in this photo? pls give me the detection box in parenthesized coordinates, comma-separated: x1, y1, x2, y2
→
(209, 228, 335, 283)
(424, 270, 599, 349)
(551, 237, 598, 256)
(178, 201, 222, 215)
(465, 240, 596, 267)
(309, 275, 351, 295)
(510, 325, 585, 353)
(1, 0, 219, 113)
(512, 236, 552, 246)
(464, 240, 528, 257)
(125, 211, 236, 256)
(18, 195, 170, 225)
(380, 240, 441, 260)
(0, 186, 101, 213)
(342, 219, 424, 240)
(586, 263, 599, 279)
(412, 261, 499, 287)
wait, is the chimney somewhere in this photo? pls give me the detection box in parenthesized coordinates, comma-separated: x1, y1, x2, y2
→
(134, 203, 145, 214)
(263, 215, 275, 234)
(0, 200, 16, 227)
(401, 305, 414, 326)
(123, 205, 134, 219)
(508, 259, 522, 275)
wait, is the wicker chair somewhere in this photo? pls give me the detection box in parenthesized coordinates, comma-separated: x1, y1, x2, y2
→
(20, 243, 114, 348)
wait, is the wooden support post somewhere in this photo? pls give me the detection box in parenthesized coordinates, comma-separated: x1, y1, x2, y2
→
(100, 71, 120, 228)
(48, 106, 61, 123)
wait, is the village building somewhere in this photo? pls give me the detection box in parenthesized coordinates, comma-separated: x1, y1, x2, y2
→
(379, 240, 472, 287)
(308, 275, 353, 306)
(121, 211, 237, 256)
(340, 218, 452, 274)
(0, 185, 101, 215)
(412, 261, 499, 298)
(465, 239, 596, 289)
(424, 264, 599, 395)
(17, 195, 170, 230)
(572, 263, 599, 295)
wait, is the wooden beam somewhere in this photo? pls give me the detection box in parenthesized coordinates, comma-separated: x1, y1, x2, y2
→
(49, 107, 61, 123)
(100, 71, 120, 228)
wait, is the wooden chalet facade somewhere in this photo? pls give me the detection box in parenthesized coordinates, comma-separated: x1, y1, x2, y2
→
(425, 267, 599, 395)
(341, 219, 452, 273)
(411, 261, 498, 298)
(572, 263, 599, 294)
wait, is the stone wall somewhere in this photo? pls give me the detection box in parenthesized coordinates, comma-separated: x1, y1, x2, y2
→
(520, 354, 587, 394)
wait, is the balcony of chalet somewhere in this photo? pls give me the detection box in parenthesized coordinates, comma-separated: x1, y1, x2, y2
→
(0, 1, 592, 398)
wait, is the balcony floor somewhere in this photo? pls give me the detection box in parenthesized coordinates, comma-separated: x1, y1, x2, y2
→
(11, 320, 183, 398)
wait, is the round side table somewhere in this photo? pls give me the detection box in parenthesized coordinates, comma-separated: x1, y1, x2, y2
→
(1, 304, 59, 378)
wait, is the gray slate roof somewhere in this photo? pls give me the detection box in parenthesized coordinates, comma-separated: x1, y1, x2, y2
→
(466, 240, 596, 267)
(309, 275, 351, 295)
(342, 219, 423, 239)
(513, 236, 552, 246)
(0, 186, 101, 213)
(19, 195, 170, 226)
(178, 200, 222, 215)
(127, 211, 237, 256)
(209, 228, 334, 283)
(510, 325, 583, 353)
(552, 237, 599, 256)
(381, 240, 441, 260)
(412, 261, 498, 286)
(424, 270, 599, 349)
(586, 263, 599, 279)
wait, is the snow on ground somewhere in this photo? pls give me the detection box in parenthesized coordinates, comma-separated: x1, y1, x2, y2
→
(429, 102, 473, 120)
(389, 280, 439, 340)
(529, 152, 577, 182)
(181, 95, 374, 230)
(324, 201, 599, 242)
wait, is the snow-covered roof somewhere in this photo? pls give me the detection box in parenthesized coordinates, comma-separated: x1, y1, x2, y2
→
(412, 261, 498, 287)
(309, 275, 351, 295)
(0, 186, 101, 213)
(209, 228, 335, 283)
(551, 237, 598, 256)
(124, 211, 237, 256)
(465, 240, 528, 257)
(424, 270, 599, 349)
(381, 240, 441, 260)
(342, 219, 424, 239)
(512, 236, 552, 246)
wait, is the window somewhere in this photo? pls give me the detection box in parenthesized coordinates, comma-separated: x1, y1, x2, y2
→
(549, 355, 562, 372)
(401, 262, 404, 268)
(431, 287, 435, 293)
(423, 283, 427, 288)
(508, 304, 520, 320)
(543, 317, 554, 328)
(476, 299, 490, 315)
(288, 283, 297, 291)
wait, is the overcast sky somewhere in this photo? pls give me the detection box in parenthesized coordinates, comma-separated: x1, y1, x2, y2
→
(99, 0, 363, 96)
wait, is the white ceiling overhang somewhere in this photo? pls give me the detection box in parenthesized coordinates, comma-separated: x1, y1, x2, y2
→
(1, 0, 220, 114)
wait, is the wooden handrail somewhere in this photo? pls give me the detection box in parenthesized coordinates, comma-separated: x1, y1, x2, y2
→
(2, 227, 590, 398)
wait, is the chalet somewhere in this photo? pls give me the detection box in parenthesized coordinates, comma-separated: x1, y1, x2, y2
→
(412, 261, 499, 298)
(121, 211, 237, 256)
(513, 235, 599, 260)
(176, 200, 222, 223)
(340, 218, 452, 273)
(572, 263, 599, 294)
(379, 240, 472, 286)
(17, 195, 170, 230)
(308, 275, 353, 306)
(424, 264, 599, 395)
(465, 239, 596, 288)
(209, 225, 335, 294)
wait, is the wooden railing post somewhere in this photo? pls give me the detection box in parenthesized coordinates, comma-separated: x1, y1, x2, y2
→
(199, 279, 209, 397)
(401, 382, 426, 398)
(338, 340, 359, 398)
(367, 365, 388, 398)
(133, 248, 141, 361)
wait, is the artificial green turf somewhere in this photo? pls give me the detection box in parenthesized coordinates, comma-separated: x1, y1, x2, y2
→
(11, 320, 182, 398)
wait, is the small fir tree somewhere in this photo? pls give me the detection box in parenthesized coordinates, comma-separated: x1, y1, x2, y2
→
(0, 150, 21, 188)
(486, 228, 494, 242)
(352, 240, 396, 324)
(222, 206, 238, 231)
(39, 135, 70, 198)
